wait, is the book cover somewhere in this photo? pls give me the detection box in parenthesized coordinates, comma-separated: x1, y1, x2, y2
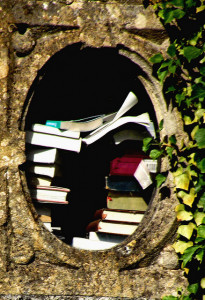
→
(30, 186, 70, 202)
(107, 191, 148, 211)
(26, 130, 82, 153)
(86, 219, 138, 235)
(105, 176, 142, 192)
(31, 123, 80, 139)
(93, 208, 145, 223)
(27, 163, 62, 178)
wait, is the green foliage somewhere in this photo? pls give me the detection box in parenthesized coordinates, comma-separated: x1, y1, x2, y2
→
(145, 0, 205, 298)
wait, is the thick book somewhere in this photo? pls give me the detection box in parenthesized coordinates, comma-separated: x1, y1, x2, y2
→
(27, 163, 62, 178)
(31, 123, 80, 139)
(26, 131, 82, 153)
(107, 191, 148, 211)
(105, 176, 142, 192)
(72, 237, 117, 250)
(86, 219, 138, 235)
(109, 153, 147, 177)
(93, 208, 145, 223)
(30, 186, 70, 203)
(26, 147, 61, 164)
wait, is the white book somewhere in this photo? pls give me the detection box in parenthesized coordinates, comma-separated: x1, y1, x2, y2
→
(26, 131, 82, 153)
(31, 123, 80, 139)
(30, 186, 70, 202)
(89, 232, 127, 244)
(26, 148, 60, 164)
(72, 237, 117, 250)
(27, 164, 62, 178)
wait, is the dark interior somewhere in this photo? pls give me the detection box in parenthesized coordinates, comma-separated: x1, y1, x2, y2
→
(22, 44, 157, 245)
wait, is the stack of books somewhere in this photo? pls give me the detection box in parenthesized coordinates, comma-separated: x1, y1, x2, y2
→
(24, 91, 157, 247)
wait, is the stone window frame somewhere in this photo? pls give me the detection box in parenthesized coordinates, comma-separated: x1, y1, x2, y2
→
(2, 27, 185, 271)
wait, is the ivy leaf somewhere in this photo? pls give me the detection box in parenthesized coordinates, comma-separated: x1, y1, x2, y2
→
(182, 245, 201, 267)
(166, 86, 176, 93)
(166, 146, 174, 159)
(167, 43, 176, 57)
(178, 188, 196, 207)
(185, 0, 196, 8)
(159, 119, 164, 131)
(197, 224, 205, 238)
(194, 211, 205, 226)
(177, 222, 196, 239)
(177, 210, 193, 221)
(156, 173, 166, 188)
(169, 135, 177, 145)
(201, 277, 205, 289)
(191, 84, 205, 100)
(150, 149, 164, 159)
(172, 240, 193, 254)
(142, 137, 153, 152)
(183, 46, 202, 63)
(195, 248, 204, 263)
(169, 0, 184, 7)
(197, 158, 205, 173)
(176, 93, 185, 105)
(174, 172, 190, 190)
(194, 128, 205, 148)
(158, 69, 169, 83)
(197, 192, 205, 209)
(200, 65, 205, 76)
(188, 283, 199, 294)
(150, 53, 164, 64)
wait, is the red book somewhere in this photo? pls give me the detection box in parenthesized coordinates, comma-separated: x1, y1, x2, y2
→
(109, 153, 148, 176)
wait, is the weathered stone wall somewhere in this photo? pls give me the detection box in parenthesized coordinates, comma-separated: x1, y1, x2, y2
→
(0, 1, 188, 299)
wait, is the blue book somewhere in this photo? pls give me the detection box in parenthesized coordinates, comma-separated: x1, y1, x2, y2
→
(105, 176, 142, 192)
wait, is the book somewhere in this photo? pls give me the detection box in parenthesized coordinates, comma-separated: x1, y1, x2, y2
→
(89, 231, 127, 244)
(26, 147, 61, 164)
(27, 175, 53, 187)
(113, 128, 152, 145)
(72, 237, 117, 250)
(46, 113, 116, 132)
(27, 163, 62, 178)
(105, 176, 142, 192)
(107, 191, 148, 211)
(93, 208, 145, 223)
(45, 91, 138, 132)
(26, 131, 82, 153)
(30, 186, 70, 203)
(86, 219, 138, 235)
(31, 123, 80, 139)
(82, 113, 155, 146)
(109, 153, 148, 177)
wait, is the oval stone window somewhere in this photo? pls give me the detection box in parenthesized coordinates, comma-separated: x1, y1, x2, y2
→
(22, 43, 158, 250)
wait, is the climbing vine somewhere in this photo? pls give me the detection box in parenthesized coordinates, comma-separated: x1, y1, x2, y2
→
(143, 0, 205, 299)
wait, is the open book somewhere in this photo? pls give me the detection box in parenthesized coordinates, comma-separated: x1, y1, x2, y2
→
(45, 91, 138, 132)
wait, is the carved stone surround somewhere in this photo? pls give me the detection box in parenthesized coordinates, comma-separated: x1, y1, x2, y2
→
(0, 0, 188, 298)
